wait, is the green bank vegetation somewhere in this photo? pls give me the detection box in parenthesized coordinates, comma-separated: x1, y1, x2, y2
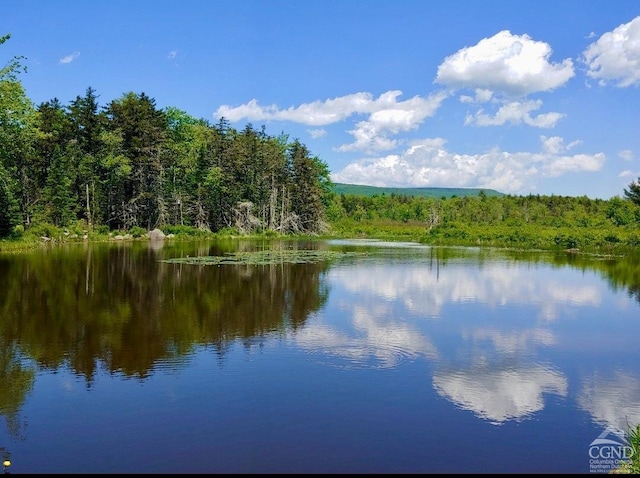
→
(2, 32, 640, 256)
(325, 189, 640, 255)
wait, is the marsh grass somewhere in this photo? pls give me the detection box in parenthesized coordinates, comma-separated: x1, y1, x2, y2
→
(627, 422, 640, 474)
(610, 422, 640, 474)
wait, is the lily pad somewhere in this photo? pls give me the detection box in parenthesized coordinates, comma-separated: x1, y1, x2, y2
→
(161, 249, 366, 266)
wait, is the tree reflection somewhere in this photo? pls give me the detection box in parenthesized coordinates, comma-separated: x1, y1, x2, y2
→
(0, 241, 330, 387)
(0, 342, 34, 439)
(0, 240, 638, 435)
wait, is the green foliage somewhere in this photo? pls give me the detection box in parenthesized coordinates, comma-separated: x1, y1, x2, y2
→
(162, 224, 211, 237)
(627, 421, 640, 474)
(332, 183, 504, 198)
(0, 164, 20, 237)
(92, 224, 110, 235)
(2, 37, 640, 249)
(11, 224, 24, 237)
(24, 222, 63, 240)
(43, 146, 75, 226)
(0, 33, 27, 81)
(127, 226, 146, 238)
(624, 177, 640, 207)
(607, 196, 636, 226)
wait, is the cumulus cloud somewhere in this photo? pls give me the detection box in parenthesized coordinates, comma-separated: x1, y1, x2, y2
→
(459, 88, 494, 104)
(582, 16, 640, 87)
(308, 128, 327, 139)
(541, 136, 581, 154)
(464, 99, 565, 128)
(331, 136, 605, 194)
(435, 30, 575, 97)
(216, 90, 448, 153)
(59, 51, 80, 64)
(215, 91, 392, 126)
(618, 149, 634, 161)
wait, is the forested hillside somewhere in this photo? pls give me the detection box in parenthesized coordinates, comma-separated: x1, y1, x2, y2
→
(332, 183, 504, 198)
(2, 32, 640, 253)
(0, 86, 331, 238)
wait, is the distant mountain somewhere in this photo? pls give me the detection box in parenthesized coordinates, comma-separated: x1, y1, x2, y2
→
(331, 183, 505, 198)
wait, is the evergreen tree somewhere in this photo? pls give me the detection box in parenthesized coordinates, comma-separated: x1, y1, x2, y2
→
(68, 87, 107, 226)
(44, 145, 75, 226)
(624, 177, 640, 207)
(0, 163, 19, 237)
(104, 92, 168, 229)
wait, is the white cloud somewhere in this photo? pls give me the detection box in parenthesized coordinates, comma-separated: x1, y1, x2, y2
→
(216, 90, 448, 127)
(308, 128, 327, 139)
(435, 30, 575, 97)
(542, 153, 605, 177)
(331, 136, 605, 194)
(582, 16, 640, 87)
(464, 99, 565, 128)
(618, 149, 634, 161)
(541, 136, 581, 154)
(167, 50, 178, 60)
(215, 91, 387, 126)
(459, 88, 494, 104)
(337, 92, 448, 152)
(59, 51, 80, 64)
(216, 90, 448, 153)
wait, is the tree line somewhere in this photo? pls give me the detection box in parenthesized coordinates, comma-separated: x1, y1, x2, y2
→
(3, 32, 640, 246)
(0, 35, 332, 238)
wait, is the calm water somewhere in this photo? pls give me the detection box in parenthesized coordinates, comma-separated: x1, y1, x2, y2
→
(1, 238, 639, 473)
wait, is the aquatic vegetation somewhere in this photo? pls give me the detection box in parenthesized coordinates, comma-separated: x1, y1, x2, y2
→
(161, 248, 366, 265)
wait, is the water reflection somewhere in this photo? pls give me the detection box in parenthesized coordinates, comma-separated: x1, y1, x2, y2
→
(313, 243, 640, 432)
(331, 259, 603, 320)
(578, 371, 640, 435)
(433, 363, 568, 425)
(294, 304, 438, 369)
(0, 240, 639, 472)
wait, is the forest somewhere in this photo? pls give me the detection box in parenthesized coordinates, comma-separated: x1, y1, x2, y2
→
(2, 33, 640, 254)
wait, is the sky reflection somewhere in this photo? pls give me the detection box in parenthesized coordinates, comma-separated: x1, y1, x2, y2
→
(293, 250, 640, 431)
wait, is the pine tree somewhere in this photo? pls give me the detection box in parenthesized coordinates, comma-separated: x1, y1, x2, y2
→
(624, 177, 640, 207)
(44, 146, 75, 227)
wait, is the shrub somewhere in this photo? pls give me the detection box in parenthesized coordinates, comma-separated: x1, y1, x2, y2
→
(128, 226, 147, 238)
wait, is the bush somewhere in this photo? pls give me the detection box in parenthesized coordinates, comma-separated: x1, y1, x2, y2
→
(24, 222, 63, 240)
(127, 226, 147, 238)
(11, 224, 24, 239)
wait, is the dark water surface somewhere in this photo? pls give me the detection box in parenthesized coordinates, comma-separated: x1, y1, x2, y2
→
(1, 238, 639, 473)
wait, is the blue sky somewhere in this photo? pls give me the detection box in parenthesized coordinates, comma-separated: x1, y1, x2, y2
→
(3, 0, 640, 199)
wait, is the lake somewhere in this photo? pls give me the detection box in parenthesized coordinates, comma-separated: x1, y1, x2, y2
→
(0, 238, 639, 473)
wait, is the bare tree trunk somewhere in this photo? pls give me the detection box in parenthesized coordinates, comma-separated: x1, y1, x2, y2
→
(86, 183, 92, 228)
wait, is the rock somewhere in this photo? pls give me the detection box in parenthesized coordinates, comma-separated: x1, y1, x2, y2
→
(149, 228, 166, 241)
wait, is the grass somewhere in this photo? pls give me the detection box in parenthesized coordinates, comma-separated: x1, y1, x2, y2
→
(627, 421, 640, 473)
(610, 422, 640, 474)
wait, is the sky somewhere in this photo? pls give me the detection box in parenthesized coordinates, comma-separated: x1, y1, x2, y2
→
(2, 0, 640, 199)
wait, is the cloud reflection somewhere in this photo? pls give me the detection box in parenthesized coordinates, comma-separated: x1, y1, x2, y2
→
(466, 328, 556, 355)
(433, 364, 568, 425)
(578, 371, 640, 435)
(294, 304, 438, 369)
(331, 263, 602, 320)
